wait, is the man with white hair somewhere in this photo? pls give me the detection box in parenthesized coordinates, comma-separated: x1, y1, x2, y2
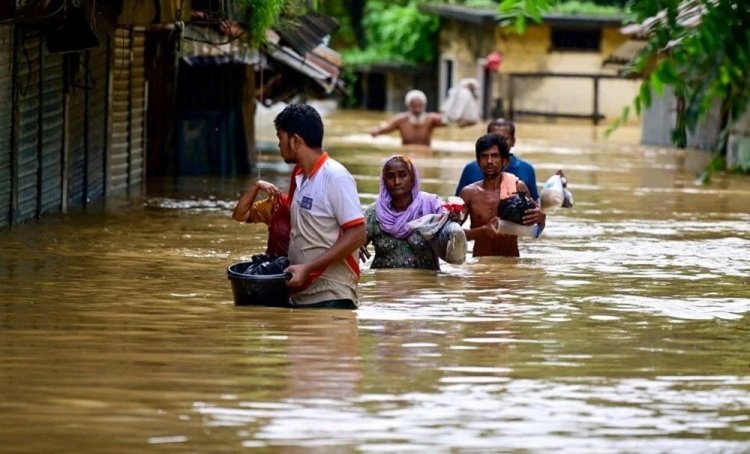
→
(370, 89, 447, 147)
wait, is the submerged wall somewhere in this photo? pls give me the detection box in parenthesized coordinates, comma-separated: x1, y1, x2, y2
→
(727, 108, 750, 171)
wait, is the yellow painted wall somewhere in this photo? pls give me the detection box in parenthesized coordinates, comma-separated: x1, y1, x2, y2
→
(438, 20, 640, 120)
(495, 25, 551, 73)
(438, 19, 492, 84)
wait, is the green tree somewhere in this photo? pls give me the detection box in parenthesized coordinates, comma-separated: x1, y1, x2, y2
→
(341, 1, 440, 65)
(232, 0, 319, 46)
(500, 0, 750, 164)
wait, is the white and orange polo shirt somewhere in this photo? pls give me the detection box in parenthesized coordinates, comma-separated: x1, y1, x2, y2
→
(288, 152, 365, 306)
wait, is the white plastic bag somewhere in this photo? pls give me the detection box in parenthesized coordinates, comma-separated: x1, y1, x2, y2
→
(407, 213, 448, 240)
(540, 172, 574, 209)
(491, 219, 542, 238)
(437, 221, 467, 264)
(540, 174, 564, 209)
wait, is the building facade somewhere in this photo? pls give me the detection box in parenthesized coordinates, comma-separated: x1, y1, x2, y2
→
(421, 4, 641, 123)
(0, 2, 344, 227)
(0, 0, 157, 227)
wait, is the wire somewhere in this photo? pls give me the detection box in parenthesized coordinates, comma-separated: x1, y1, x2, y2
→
(257, 54, 263, 180)
(181, 30, 244, 46)
(115, 26, 128, 80)
(0, 2, 65, 24)
(72, 51, 96, 91)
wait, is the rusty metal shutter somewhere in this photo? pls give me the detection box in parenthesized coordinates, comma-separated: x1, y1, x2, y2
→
(86, 41, 109, 202)
(14, 30, 41, 224)
(110, 27, 147, 196)
(0, 26, 12, 227)
(109, 27, 131, 195)
(39, 43, 64, 215)
(67, 52, 87, 209)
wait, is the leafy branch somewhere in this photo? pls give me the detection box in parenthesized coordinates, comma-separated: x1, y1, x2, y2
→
(500, 0, 750, 165)
(342, 1, 439, 66)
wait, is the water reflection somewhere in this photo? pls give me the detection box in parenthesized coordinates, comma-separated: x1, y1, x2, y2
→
(1, 111, 749, 452)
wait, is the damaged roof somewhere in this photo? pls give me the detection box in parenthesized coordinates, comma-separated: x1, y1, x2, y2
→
(603, 0, 712, 75)
(178, 12, 343, 100)
(274, 12, 339, 57)
(621, 0, 710, 38)
(264, 27, 342, 95)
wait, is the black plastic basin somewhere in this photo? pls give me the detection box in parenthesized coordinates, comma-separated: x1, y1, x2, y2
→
(227, 262, 291, 307)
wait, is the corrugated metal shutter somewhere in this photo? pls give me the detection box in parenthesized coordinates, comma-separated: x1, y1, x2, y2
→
(39, 43, 64, 215)
(14, 30, 41, 223)
(86, 42, 108, 202)
(129, 28, 146, 189)
(67, 52, 87, 209)
(0, 26, 13, 227)
(110, 27, 131, 195)
(110, 27, 147, 196)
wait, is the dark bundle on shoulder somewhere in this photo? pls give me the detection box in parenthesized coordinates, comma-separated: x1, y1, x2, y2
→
(243, 254, 290, 276)
(497, 193, 535, 225)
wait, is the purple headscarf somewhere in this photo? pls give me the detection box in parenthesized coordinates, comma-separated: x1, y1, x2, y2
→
(375, 155, 443, 239)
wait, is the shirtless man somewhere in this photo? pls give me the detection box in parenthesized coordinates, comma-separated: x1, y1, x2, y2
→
(459, 133, 546, 257)
(370, 90, 446, 147)
(455, 118, 538, 202)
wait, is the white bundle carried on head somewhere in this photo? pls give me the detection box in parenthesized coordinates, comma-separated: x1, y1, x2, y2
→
(440, 78, 480, 126)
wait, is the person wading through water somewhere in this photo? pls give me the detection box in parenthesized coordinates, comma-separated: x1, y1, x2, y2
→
(459, 133, 546, 257)
(276, 104, 366, 309)
(369, 90, 448, 147)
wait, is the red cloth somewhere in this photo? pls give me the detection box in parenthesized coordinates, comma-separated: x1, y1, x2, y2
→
(266, 194, 291, 257)
(265, 168, 302, 257)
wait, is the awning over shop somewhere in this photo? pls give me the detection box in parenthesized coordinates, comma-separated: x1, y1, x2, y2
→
(264, 27, 342, 95)
(178, 12, 343, 102)
(273, 12, 339, 56)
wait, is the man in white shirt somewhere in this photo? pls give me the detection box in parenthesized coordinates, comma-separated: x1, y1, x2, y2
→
(276, 104, 366, 309)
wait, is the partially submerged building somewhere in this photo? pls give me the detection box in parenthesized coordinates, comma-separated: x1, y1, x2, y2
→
(349, 62, 438, 113)
(604, 2, 750, 170)
(0, 0, 157, 227)
(419, 3, 640, 123)
(0, 2, 343, 227)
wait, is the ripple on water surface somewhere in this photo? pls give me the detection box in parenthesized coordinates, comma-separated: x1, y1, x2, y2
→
(1, 116, 750, 452)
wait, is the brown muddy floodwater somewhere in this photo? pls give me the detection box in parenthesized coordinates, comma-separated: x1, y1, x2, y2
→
(1, 109, 750, 453)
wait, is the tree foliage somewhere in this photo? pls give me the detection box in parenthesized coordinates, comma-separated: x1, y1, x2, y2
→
(499, 0, 624, 33)
(232, 0, 316, 46)
(342, 1, 440, 66)
(500, 0, 750, 155)
(622, 0, 750, 150)
(317, 0, 363, 49)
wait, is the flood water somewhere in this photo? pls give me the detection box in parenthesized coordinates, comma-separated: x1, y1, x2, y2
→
(2, 110, 750, 452)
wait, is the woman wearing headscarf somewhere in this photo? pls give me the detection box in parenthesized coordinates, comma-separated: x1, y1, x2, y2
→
(364, 155, 444, 270)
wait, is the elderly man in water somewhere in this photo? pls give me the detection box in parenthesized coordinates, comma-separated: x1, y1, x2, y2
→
(370, 90, 447, 147)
